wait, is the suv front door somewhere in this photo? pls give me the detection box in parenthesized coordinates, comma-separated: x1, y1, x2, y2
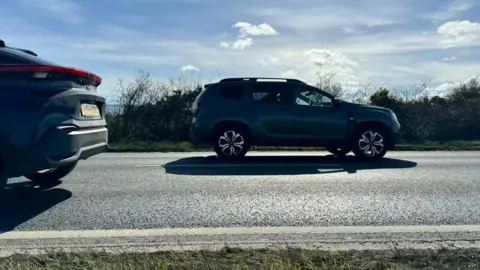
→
(287, 84, 349, 145)
(249, 82, 310, 145)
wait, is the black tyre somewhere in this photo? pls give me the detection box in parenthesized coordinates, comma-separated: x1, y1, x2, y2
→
(352, 125, 388, 160)
(24, 162, 78, 187)
(325, 147, 350, 157)
(213, 124, 251, 160)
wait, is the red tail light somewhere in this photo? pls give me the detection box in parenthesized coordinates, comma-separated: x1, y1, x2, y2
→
(0, 65, 102, 86)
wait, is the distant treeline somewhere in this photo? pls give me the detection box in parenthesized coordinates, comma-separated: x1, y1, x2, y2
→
(105, 70, 480, 144)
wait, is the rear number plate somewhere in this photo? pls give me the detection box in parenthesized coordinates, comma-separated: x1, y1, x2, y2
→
(80, 103, 100, 118)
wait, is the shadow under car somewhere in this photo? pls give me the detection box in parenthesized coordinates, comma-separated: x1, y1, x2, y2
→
(163, 154, 418, 176)
(0, 181, 72, 232)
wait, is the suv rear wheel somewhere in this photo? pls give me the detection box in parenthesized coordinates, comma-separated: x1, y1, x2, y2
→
(352, 125, 388, 160)
(24, 162, 78, 187)
(213, 125, 251, 160)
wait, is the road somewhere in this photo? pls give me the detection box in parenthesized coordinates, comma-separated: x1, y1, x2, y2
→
(2, 151, 480, 232)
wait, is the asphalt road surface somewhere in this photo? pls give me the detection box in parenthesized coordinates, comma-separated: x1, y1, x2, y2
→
(2, 151, 480, 232)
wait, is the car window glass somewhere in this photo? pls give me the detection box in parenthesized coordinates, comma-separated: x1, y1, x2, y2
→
(294, 87, 332, 107)
(0, 48, 57, 65)
(218, 85, 244, 100)
(252, 83, 293, 104)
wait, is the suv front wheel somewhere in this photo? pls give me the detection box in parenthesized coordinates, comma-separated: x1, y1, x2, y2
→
(352, 125, 388, 160)
(213, 125, 251, 160)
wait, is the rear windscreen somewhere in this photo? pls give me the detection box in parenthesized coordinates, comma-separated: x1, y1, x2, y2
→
(0, 47, 58, 65)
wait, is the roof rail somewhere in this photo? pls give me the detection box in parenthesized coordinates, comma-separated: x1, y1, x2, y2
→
(219, 77, 306, 84)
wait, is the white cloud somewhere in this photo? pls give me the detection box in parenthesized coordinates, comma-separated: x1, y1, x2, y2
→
(243, 1, 409, 34)
(443, 56, 458, 61)
(233, 22, 279, 38)
(343, 27, 365, 35)
(5, 0, 480, 101)
(180, 64, 199, 72)
(220, 37, 253, 50)
(20, 0, 83, 24)
(259, 56, 280, 66)
(437, 20, 480, 44)
(261, 49, 361, 93)
(220, 22, 278, 50)
(430, 76, 478, 96)
(281, 69, 297, 77)
(420, 61, 480, 83)
(427, 0, 477, 21)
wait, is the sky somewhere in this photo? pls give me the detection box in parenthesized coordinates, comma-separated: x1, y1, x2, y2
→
(1, 0, 480, 101)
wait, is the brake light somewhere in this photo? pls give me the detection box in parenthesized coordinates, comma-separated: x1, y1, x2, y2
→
(0, 65, 102, 86)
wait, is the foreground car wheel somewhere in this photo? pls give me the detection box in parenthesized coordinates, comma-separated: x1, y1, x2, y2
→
(213, 126, 250, 160)
(24, 162, 78, 187)
(352, 126, 388, 160)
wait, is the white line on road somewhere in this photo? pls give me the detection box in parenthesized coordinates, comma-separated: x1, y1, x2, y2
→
(3, 225, 480, 240)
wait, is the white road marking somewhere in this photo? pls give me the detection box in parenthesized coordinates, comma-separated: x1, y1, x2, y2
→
(2, 224, 480, 240)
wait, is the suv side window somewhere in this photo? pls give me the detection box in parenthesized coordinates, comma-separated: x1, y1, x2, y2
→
(293, 86, 333, 107)
(251, 83, 292, 104)
(218, 84, 245, 100)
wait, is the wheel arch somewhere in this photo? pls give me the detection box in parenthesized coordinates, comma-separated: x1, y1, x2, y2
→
(211, 120, 253, 142)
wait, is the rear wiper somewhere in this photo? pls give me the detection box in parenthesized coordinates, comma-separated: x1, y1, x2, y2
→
(10, 47, 38, 56)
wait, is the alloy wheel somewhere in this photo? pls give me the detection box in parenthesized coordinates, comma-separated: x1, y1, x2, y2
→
(218, 130, 245, 157)
(358, 130, 385, 157)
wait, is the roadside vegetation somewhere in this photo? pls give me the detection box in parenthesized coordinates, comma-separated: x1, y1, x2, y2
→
(105, 70, 480, 152)
(1, 247, 480, 269)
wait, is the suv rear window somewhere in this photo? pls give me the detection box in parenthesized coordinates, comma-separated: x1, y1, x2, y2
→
(218, 85, 245, 100)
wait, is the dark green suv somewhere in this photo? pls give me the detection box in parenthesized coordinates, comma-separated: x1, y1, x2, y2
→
(190, 77, 401, 160)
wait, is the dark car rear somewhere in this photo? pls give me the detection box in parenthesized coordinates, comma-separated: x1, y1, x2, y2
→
(0, 40, 108, 188)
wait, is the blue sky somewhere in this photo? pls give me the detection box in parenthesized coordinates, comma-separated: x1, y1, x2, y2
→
(1, 0, 480, 101)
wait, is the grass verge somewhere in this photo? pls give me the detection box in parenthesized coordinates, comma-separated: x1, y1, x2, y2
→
(1, 247, 480, 270)
(108, 140, 480, 152)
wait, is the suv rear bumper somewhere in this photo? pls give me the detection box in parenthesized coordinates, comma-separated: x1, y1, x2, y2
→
(190, 120, 212, 145)
(7, 126, 108, 178)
